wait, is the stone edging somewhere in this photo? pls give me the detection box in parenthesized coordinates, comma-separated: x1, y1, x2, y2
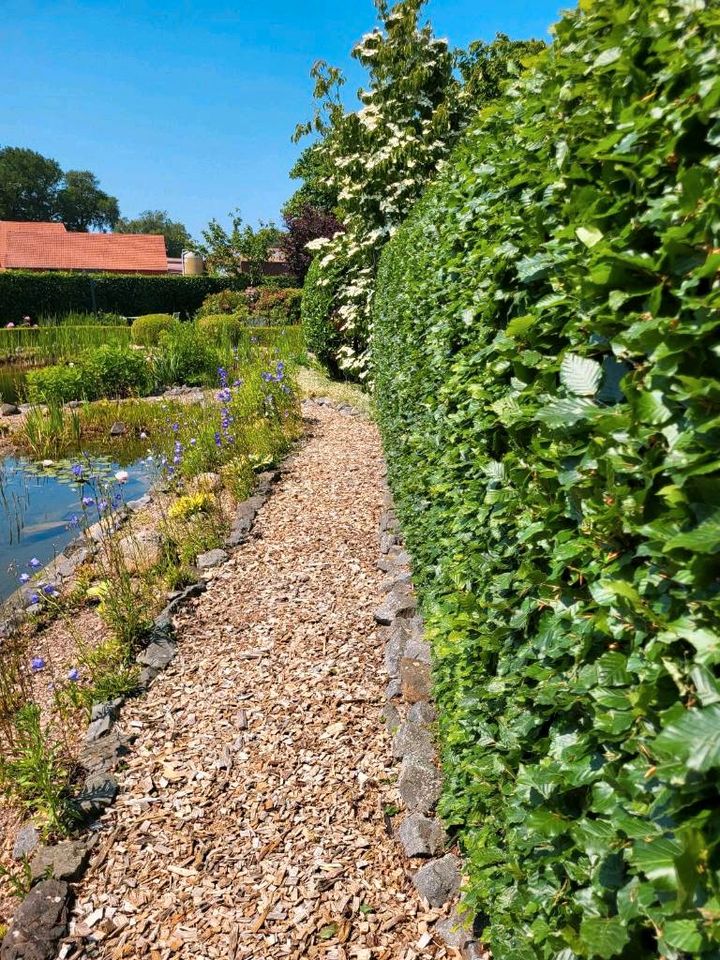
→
(375, 479, 483, 959)
(0, 469, 282, 960)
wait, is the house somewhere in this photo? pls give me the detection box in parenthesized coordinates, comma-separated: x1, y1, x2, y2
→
(0, 221, 168, 274)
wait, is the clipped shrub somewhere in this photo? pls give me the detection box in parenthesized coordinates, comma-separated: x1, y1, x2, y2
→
(0, 272, 250, 320)
(196, 313, 244, 345)
(196, 288, 249, 318)
(374, 1, 720, 958)
(301, 256, 344, 374)
(131, 313, 178, 346)
(252, 288, 302, 326)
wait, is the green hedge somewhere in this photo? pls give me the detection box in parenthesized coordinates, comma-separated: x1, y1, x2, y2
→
(374, 1, 720, 958)
(301, 256, 344, 374)
(0, 272, 251, 320)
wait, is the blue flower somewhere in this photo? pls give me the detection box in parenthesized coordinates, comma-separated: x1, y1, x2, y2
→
(42, 584, 56, 596)
(68, 514, 80, 529)
(29, 557, 41, 569)
(81, 496, 94, 508)
(31, 656, 46, 671)
(171, 422, 179, 433)
(19, 572, 30, 584)
(71, 463, 84, 478)
(261, 372, 273, 383)
(68, 668, 80, 682)
(214, 432, 222, 447)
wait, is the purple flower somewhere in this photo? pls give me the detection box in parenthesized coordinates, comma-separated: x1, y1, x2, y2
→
(68, 668, 80, 682)
(68, 514, 80, 529)
(71, 463, 84, 478)
(214, 432, 222, 447)
(31, 656, 46, 671)
(42, 584, 56, 596)
(81, 496, 94, 507)
(29, 557, 41, 569)
(28, 592, 40, 605)
(189, 438, 197, 446)
(19, 572, 30, 584)
(171, 422, 179, 432)
(98, 499, 108, 513)
(261, 372, 273, 383)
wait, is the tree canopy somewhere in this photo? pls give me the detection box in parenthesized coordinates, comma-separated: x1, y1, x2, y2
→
(116, 210, 193, 258)
(200, 210, 281, 285)
(0, 146, 120, 231)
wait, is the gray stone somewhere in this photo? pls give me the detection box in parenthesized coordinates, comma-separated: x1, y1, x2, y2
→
(30, 841, 89, 884)
(136, 637, 176, 671)
(400, 654, 432, 704)
(79, 730, 129, 773)
(12, 824, 40, 862)
(377, 547, 411, 573)
(392, 721, 436, 761)
(382, 703, 401, 734)
(84, 714, 113, 742)
(462, 941, 486, 959)
(408, 701, 437, 726)
(188, 472, 221, 493)
(154, 581, 205, 630)
(379, 530, 400, 555)
(435, 908, 474, 952)
(90, 698, 122, 723)
(379, 509, 398, 533)
(386, 679, 402, 701)
(398, 756, 443, 813)
(381, 570, 413, 593)
(397, 812, 446, 858)
(0, 878, 70, 959)
(127, 494, 152, 513)
(385, 620, 413, 678)
(25, 604, 42, 617)
(374, 586, 416, 626)
(255, 469, 280, 494)
(1, 403, 21, 417)
(76, 772, 118, 816)
(137, 666, 159, 690)
(196, 548, 229, 570)
(109, 421, 126, 436)
(413, 854, 462, 907)
(118, 530, 162, 573)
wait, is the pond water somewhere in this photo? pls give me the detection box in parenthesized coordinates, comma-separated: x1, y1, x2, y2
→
(0, 455, 153, 603)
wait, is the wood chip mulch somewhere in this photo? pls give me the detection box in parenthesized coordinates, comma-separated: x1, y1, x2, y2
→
(63, 404, 450, 959)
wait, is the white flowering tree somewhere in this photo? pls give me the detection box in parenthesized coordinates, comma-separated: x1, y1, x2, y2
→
(297, 1, 544, 379)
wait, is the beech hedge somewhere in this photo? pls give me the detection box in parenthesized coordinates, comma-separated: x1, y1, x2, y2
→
(0, 271, 251, 320)
(374, 1, 720, 957)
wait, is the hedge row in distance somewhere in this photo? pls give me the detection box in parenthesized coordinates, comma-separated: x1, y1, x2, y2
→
(0, 271, 251, 320)
(374, 1, 720, 957)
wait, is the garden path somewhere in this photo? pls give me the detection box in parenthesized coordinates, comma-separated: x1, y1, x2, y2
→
(64, 403, 447, 959)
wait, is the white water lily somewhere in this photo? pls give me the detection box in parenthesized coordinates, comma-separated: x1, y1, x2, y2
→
(114, 470, 129, 483)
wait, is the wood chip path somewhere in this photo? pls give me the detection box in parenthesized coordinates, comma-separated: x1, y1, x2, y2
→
(63, 404, 449, 959)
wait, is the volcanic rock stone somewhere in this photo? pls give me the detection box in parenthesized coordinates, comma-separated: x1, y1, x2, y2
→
(84, 714, 113, 742)
(12, 824, 40, 862)
(397, 812, 446, 858)
(413, 854, 462, 907)
(399, 639, 432, 703)
(196, 548, 229, 571)
(1, 403, 21, 417)
(435, 908, 475, 951)
(374, 586, 416, 626)
(398, 756, 443, 813)
(118, 530, 162, 573)
(408, 700, 437, 726)
(127, 494, 152, 513)
(392, 721, 436, 761)
(79, 730, 129, 773)
(382, 703, 401, 734)
(0, 879, 70, 959)
(30, 841, 89, 884)
(76, 772, 118, 817)
(90, 698, 123, 723)
(136, 637, 177, 671)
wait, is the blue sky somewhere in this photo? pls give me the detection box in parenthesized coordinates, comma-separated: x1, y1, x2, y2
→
(2, 0, 564, 240)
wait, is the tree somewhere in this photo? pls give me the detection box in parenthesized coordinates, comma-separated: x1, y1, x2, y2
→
(56, 170, 119, 231)
(116, 209, 193, 258)
(0, 147, 63, 221)
(282, 143, 339, 220)
(200, 211, 281, 285)
(280, 205, 343, 282)
(296, 1, 545, 378)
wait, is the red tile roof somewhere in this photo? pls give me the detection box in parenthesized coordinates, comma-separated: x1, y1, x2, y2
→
(0, 221, 168, 273)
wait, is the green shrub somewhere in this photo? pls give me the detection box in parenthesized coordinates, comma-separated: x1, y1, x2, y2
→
(196, 313, 244, 345)
(153, 323, 219, 386)
(0, 272, 250, 320)
(196, 289, 249, 318)
(253, 288, 302, 326)
(131, 313, 178, 346)
(27, 345, 151, 403)
(374, 1, 720, 958)
(301, 257, 344, 374)
(26, 363, 91, 405)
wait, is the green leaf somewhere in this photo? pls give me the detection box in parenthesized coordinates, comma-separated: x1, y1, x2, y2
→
(579, 917, 629, 958)
(664, 511, 720, 554)
(560, 354, 602, 396)
(661, 919, 704, 953)
(654, 704, 720, 771)
(589, 47, 622, 70)
(576, 226, 604, 248)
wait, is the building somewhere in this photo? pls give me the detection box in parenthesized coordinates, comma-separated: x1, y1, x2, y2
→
(0, 221, 168, 274)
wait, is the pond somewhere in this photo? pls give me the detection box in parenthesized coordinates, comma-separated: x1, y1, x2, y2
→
(0, 455, 153, 603)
